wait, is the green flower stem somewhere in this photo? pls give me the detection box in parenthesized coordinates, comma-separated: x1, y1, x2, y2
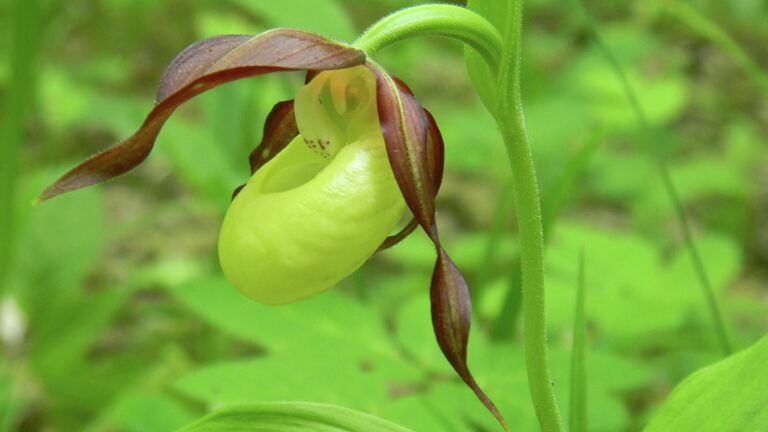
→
(496, 98, 565, 432)
(355, 3, 564, 430)
(493, 2, 564, 431)
(352, 4, 503, 70)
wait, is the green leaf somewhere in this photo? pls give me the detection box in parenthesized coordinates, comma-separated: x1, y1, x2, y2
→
(394, 297, 464, 374)
(541, 130, 603, 236)
(39, 67, 147, 136)
(31, 290, 127, 374)
(385, 231, 518, 272)
(544, 222, 741, 347)
(110, 393, 196, 432)
(158, 110, 244, 208)
(170, 277, 401, 357)
(173, 352, 412, 413)
(631, 154, 752, 234)
(428, 103, 507, 176)
(392, 296, 648, 432)
(177, 402, 413, 432)
(171, 278, 421, 415)
(16, 167, 106, 310)
(391, 344, 639, 432)
(644, 334, 768, 431)
(155, 75, 291, 209)
(525, 95, 593, 164)
(564, 27, 688, 131)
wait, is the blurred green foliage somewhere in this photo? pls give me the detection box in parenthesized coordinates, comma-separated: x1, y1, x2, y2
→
(1, 0, 767, 430)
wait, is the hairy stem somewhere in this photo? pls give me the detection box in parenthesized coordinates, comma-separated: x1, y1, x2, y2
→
(493, 2, 564, 431)
(353, 4, 502, 70)
(354, 2, 565, 428)
(498, 118, 564, 432)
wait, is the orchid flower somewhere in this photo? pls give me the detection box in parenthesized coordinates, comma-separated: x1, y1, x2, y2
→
(39, 27, 508, 429)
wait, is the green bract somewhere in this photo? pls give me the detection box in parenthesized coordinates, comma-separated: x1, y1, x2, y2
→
(219, 67, 405, 304)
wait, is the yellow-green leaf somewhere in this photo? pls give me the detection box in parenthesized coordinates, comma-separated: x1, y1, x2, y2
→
(645, 334, 768, 432)
(177, 402, 413, 432)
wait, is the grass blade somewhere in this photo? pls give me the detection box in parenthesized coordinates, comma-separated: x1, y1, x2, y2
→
(570, 0, 733, 356)
(476, 178, 514, 293)
(1, 0, 40, 295)
(1, 3, 40, 429)
(569, 248, 588, 432)
(490, 265, 523, 341)
(542, 130, 604, 237)
(177, 402, 414, 432)
(659, 0, 768, 96)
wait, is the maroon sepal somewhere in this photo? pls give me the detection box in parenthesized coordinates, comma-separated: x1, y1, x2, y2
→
(377, 218, 419, 252)
(377, 107, 445, 251)
(368, 62, 509, 430)
(231, 99, 299, 199)
(38, 29, 365, 202)
(248, 100, 297, 174)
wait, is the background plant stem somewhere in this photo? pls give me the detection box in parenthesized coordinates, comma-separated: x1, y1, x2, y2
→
(569, 248, 588, 432)
(659, 0, 768, 96)
(571, 0, 733, 356)
(1, 0, 40, 296)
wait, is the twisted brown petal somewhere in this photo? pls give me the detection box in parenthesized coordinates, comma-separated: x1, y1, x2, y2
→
(231, 99, 298, 199)
(39, 29, 365, 202)
(248, 100, 297, 173)
(230, 99, 298, 199)
(377, 106, 444, 251)
(368, 62, 508, 430)
(423, 109, 445, 193)
(377, 218, 419, 252)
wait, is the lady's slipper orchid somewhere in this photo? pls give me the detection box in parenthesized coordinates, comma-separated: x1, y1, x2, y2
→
(39, 29, 506, 428)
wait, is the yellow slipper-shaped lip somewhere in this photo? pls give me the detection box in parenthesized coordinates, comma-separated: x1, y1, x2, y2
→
(218, 66, 405, 305)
